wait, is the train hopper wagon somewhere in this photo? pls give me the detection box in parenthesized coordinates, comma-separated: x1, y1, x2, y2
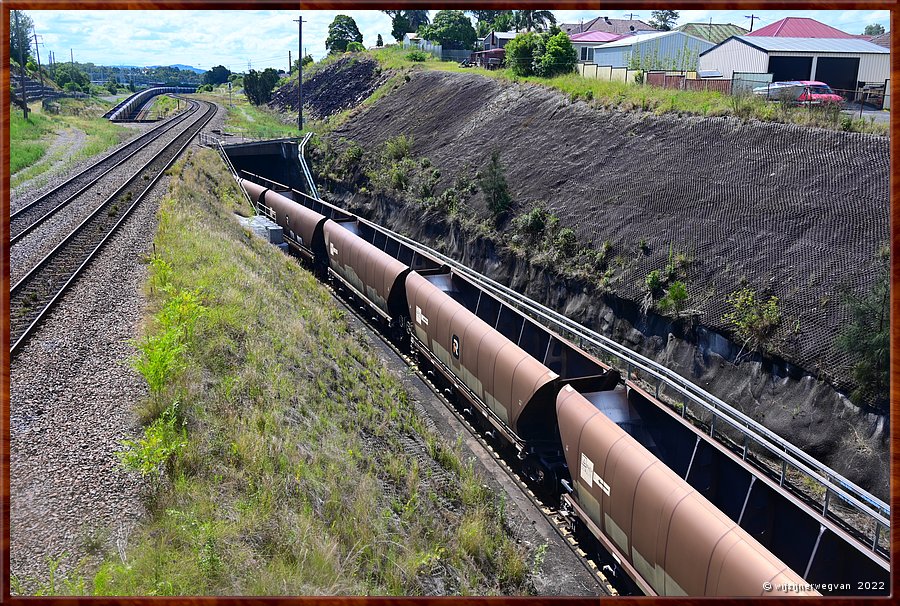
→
(557, 385, 819, 597)
(616, 382, 890, 593)
(322, 219, 412, 322)
(404, 268, 621, 487)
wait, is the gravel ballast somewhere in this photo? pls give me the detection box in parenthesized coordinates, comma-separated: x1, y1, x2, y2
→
(10, 101, 225, 592)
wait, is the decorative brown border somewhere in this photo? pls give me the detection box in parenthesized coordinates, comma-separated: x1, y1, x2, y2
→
(1, 1, 895, 604)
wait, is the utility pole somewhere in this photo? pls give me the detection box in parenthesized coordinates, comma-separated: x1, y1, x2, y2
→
(15, 11, 29, 119)
(294, 15, 306, 133)
(288, 50, 292, 74)
(70, 48, 74, 67)
(745, 14, 759, 32)
(32, 27, 44, 92)
(625, 13, 639, 21)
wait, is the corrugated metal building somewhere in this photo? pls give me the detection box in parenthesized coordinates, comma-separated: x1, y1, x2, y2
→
(591, 31, 714, 69)
(699, 37, 890, 90)
(675, 22, 748, 44)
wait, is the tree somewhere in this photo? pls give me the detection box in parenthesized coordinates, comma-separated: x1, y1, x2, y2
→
(243, 68, 280, 105)
(837, 252, 889, 411)
(649, 10, 679, 31)
(405, 10, 430, 31)
(10, 10, 33, 66)
(478, 151, 512, 217)
(291, 54, 314, 73)
(864, 23, 885, 36)
(504, 32, 541, 76)
(347, 41, 365, 52)
(471, 10, 515, 37)
(418, 10, 476, 50)
(391, 14, 411, 42)
(106, 77, 118, 95)
(53, 63, 90, 91)
(516, 10, 556, 32)
(326, 14, 363, 54)
(537, 31, 577, 77)
(376, 34, 384, 47)
(202, 65, 231, 86)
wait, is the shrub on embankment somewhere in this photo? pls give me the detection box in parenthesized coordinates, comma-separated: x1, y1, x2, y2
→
(43, 148, 532, 596)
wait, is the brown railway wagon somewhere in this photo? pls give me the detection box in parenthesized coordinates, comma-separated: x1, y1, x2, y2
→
(241, 182, 328, 261)
(557, 385, 818, 597)
(406, 271, 561, 439)
(323, 220, 411, 321)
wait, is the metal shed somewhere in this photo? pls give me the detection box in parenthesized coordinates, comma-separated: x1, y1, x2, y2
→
(591, 31, 714, 70)
(699, 36, 890, 91)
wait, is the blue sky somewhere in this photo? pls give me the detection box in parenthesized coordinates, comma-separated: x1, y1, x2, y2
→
(29, 8, 891, 71)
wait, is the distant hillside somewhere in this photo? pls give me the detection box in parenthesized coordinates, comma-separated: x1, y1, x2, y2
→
(164, 64, 205, 74)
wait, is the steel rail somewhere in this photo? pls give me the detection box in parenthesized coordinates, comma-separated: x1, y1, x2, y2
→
(239, 166, 889, 559)
(10, 103, 196, 244)
(9, 100, 217, 356)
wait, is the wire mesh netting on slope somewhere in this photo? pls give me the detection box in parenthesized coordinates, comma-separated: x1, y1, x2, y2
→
(332, 70, 889, 397)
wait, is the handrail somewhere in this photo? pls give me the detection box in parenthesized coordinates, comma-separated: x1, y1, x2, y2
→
(238, 152, 889, 559)
(297, 132, 319, 199)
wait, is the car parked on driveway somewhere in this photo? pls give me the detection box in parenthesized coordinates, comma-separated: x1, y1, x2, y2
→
(753, 81, 844, 105)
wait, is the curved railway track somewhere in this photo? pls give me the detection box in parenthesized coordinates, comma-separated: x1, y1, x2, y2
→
(10, 99, 196, 246)
(9, 99, 217, 356)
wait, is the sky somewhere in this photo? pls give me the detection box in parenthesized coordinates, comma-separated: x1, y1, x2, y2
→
(28, 8, 891, 72)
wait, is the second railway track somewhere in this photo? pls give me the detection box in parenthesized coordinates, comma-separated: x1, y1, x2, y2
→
(9, 99, 218, 356)
(9, 99, 199, 245)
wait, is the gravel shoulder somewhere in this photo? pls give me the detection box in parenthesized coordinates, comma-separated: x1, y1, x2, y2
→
(10, 101, 224, 593)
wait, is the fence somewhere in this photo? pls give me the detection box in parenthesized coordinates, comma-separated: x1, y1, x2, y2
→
(441, 49, 472, 63)
(576, 62, 641, 84)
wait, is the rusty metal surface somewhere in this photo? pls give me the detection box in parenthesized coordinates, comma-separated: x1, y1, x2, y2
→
(556, 385, 816, 597)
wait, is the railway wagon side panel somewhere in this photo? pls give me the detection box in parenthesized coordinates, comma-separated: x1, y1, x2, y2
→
(260, 189, 327, 253)
(405, 271, 556, 434)
(556, 387, 817, 597)
(324, 221, 408, 318)
(240, 179, 268, 206)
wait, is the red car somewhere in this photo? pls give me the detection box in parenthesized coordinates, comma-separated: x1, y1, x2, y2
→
(753, 80, 844, 104)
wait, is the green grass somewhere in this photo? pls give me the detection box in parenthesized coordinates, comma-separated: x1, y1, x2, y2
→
(9, 107, 55, 173)
(10, 99, 130, 187)
(197, 86, 301, 140)
(150, 94, 182, 118)
(11, 148, 532, 596)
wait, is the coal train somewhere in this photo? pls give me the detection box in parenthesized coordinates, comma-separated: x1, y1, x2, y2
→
(237, 176, 888, 596)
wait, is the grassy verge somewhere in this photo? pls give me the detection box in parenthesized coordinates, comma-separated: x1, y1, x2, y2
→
(10, 98, 130, 187)
(149, 94, 182, 118)
(368, 45, 887, 134)
(198, 87, 300, 140)
(13, 148, 533, 596)
(9, 106, 55, 174)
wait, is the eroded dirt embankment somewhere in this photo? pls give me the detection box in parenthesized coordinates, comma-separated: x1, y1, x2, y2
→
(320, 70, 889, 498)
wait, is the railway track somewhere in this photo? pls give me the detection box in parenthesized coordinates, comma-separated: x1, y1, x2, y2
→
(10, 99, 195, 246)
(9, 99, 217, 356)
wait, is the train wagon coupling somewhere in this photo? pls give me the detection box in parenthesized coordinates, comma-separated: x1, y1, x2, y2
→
(231, 148, 889, 594)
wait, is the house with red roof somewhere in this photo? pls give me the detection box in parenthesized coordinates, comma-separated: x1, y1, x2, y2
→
(747, 17, 855, 38)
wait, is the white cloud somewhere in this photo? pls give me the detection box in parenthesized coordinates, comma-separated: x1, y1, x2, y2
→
(27, 8, 890, 72)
